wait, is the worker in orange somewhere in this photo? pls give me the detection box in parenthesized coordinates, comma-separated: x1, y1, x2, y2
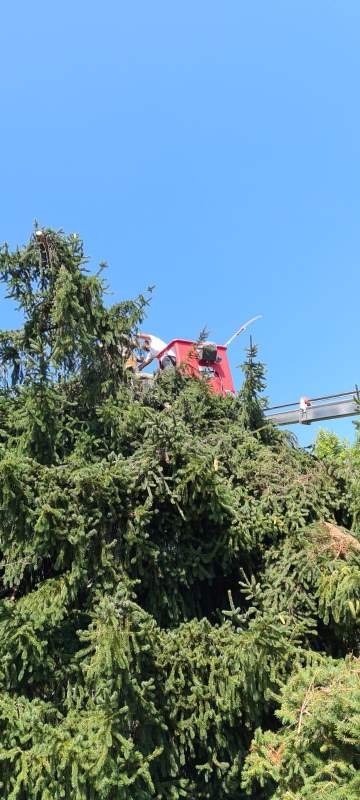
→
(138, 334, 176, 371)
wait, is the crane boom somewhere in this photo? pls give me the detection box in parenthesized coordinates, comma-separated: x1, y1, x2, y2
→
(265, 390, 360, 426)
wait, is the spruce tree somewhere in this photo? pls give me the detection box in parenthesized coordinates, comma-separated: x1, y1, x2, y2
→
(238, 337, 268, 434)
(0, 226, 357, 799)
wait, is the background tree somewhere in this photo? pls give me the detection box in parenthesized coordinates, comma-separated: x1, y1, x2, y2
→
(237, 336, 268, 435)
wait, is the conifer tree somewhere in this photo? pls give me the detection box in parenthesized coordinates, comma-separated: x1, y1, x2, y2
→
(0, 226, 357, 799)
(238, 337, 268, 434)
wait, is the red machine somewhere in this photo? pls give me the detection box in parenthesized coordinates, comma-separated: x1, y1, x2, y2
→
(157, 339, 235, 396)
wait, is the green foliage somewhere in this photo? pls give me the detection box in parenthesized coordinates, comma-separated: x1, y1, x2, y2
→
(237, 338, 267, 434)
(314, 428, 360, 532)
(0, 227, 357, 798)
(314, 429, 349, 464)
(242, 656, 360, 800)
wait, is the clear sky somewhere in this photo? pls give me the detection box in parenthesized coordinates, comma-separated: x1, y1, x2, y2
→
(1, 1, 359, 445)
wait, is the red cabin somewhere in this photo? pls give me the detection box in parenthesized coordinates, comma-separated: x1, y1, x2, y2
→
(156, 339, 235, 397)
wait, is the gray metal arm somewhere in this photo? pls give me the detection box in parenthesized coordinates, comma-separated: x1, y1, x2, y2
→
(265, 392, 359, 426)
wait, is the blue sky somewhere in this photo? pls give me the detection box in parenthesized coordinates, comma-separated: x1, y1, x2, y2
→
(1, 1, 359, 445)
